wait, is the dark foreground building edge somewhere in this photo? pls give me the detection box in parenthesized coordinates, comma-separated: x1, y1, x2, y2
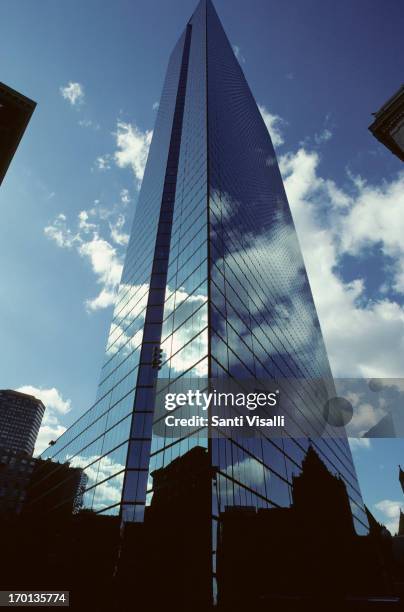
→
(1, 1, 403, 610)
(0, 82, 36, 186)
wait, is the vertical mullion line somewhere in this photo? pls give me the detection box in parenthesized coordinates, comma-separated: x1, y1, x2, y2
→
(205, 1, 216, 607)
(119, 25, 192, 520)
(206, 2, 212, 420)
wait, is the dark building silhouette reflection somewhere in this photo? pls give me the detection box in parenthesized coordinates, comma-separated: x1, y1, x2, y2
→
(24, 458, 88, 518)
(0, 445, 400, 611)
(117, 446, 214, 611)
(217, 446, 395, 610)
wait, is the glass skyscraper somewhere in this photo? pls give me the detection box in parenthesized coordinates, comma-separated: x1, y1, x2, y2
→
(39, 0, 367, 587)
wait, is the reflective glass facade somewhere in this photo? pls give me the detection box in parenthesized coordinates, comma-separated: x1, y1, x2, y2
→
(40, 0, 367, 576)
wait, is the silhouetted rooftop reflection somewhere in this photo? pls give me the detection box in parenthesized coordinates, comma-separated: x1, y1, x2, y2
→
(0, 444, 401, 610)
(217, 445, 395, 610)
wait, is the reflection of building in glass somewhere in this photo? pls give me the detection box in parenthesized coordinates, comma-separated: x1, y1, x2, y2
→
(117, 446, 214, 610)
(217, 445, 393, 607)
(0, 389, 44, 455)
(0, 452, 86, 518)
(369, 85, 404, 162)
(1, 446, 396, 609)
(36, 0, 368, 604)
(24, 458, 88, 518)
(0, 82, 36, 185)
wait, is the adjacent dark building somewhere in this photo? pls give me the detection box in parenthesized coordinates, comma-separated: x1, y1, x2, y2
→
(0, 82, 36, 185)
(0, 389, 45, 515)
(0, 448, 36, 515)
(0, 389, 44, 455)
(369, 85, 404, 162)
(1, 510, 121, 611)
(399, 465, 404, 495)
(391, 466, 404, 599)
(398, 465, 404, 536)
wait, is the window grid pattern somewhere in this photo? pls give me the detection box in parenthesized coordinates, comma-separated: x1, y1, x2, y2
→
(205, 0, 367, 534)
(148, 0, 209, 493)
(37, 0, 367, 545)
(39, 27, 190, 515)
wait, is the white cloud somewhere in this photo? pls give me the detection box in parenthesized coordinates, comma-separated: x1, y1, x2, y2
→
(114, 121, 153, 185)
(219, 457, 268, 503)
(106, 283, 207, 376)
(44, 191, 130, 311)
(79, 236, 123, 311)
(279, 147, 404, 378)
(16, 385, 72, 456)
(348, 438, 372, 451)
(343, 390, 387, 438)
(78, 209, 97, 233)
(374, 499, 402, 534)
(152, 101, 159, 111)
(258, 104, 285, 147)
(339, 171, 404, 294)
(95, 155, 111, 171)
(17, 385, 71, 414)
(163, 289, 208, 377)
(78, 118, 100, 130)
(91, 477, 123, 510)
(67, 453, 125, 511)
(314, 128, 333, 144)
(210, 188, 327, 380)
(44, 213, 76, 248)
(120, 188, 130, 206)
(109, 214, 129, 247)
(232, 44, 246, 64)
(60, 82, 85, 106)
(35, 424, 67, 456)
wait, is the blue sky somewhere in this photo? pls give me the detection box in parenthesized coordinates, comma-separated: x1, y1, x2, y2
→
(1, 0, 404, 531)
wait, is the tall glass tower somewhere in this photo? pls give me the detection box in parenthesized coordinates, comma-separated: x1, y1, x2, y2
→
(39, 0, 367, 581)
